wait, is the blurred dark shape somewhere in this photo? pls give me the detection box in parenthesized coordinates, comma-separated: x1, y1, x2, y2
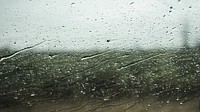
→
(181, 19, 189, 49)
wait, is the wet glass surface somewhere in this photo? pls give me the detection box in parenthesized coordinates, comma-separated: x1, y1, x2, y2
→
(0, 0, 200, 112)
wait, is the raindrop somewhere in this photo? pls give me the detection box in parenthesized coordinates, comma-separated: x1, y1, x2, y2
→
(31, 93, 35, 97)
(130, 2, 134, 5)
(80, 91, 85, 94)
(71, 2, 75, 6)
(107, 40, 111, 42)
(14, 97, 18, 100)
(172, 27, 176, 30)
(91, 87, 96, 91)
(103, 98, 109, 101)
(27, 102, 32, 106)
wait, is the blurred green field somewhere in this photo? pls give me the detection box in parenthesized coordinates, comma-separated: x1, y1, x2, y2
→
(0, 47, 200, 108)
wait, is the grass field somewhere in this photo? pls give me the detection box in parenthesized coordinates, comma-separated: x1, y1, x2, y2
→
(0, 47, 200, 111)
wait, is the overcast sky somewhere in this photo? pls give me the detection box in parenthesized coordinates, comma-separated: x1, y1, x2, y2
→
(0, 0, 200, 51)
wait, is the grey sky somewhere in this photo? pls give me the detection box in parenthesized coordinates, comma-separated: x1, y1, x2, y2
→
(0, 0, 200, 51)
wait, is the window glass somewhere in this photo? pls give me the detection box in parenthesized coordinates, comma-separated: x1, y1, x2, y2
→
(0, 0, 200, 112)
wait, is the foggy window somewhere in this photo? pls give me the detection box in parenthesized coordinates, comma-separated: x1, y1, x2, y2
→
(0, 0, 200, 112)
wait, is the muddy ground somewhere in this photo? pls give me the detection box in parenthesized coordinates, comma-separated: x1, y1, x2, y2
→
(0, 97, 199, 112)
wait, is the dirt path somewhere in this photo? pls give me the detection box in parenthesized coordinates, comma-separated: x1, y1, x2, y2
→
(1, 97, 199, 112)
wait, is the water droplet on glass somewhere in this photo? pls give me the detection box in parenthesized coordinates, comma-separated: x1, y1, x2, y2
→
(14, 97, 18, 100)
(31, 93, 35, 97)
(130, 2, 134, 5)
(107, 40, 111, 42)
(71, 2, 75, 5)
(104, 98, 109, 101)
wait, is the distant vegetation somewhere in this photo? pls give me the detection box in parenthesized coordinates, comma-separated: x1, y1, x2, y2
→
(0, 46, 200, 107)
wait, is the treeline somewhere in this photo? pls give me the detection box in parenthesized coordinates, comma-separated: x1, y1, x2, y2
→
(0, 47, 200, 107)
